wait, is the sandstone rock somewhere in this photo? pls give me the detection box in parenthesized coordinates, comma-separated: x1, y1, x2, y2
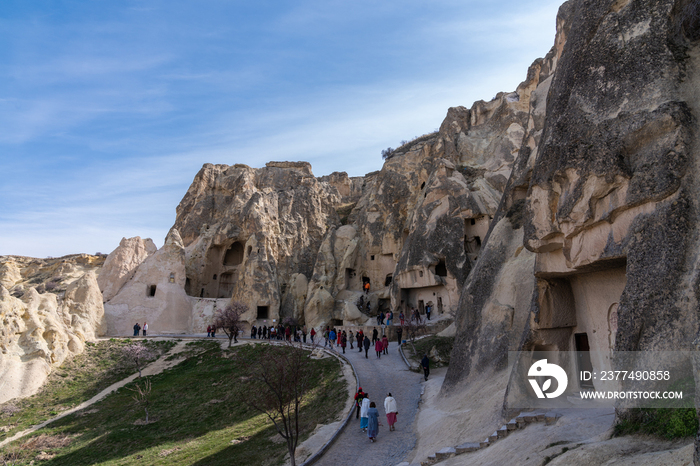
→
(0, 260, 21, 290)
(0, 268, 107, 403)
(62, 271, 106, 342)
(173, 162, 341, 327)
(104, 229, 191, 335)
(98, 236, 157, 302)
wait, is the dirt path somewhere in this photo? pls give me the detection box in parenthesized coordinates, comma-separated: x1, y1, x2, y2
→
(317, 340, 424, 466)
(0, 340, 190, 449)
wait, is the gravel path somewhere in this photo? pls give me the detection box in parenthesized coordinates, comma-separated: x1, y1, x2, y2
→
(317, 339, 423, 466)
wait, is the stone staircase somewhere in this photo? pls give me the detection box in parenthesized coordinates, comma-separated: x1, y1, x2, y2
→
(395, 411, 561, 466)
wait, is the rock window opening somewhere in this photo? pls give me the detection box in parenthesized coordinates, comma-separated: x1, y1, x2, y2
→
(385, 274, 393, 286)
(419, 271, 423, 277)
(213, 274, 217, 280)
(185, 278, 192, 295)
(345, 268, 356, 288)
(471, 218, 476, 225)
(331, 319, 344, 327)
(247, 246, 252, 255)
(475, 236, 481, 246)
(418, 300, 425, 314)
(420, 182, 425, 190)
(147, 285, 157, 297)
(257, 306, 269, 319)
(437, 297, 443, 313)
(224, 242, 244, 266)
(435, 260, 447, 277)
(200, 288, 204, 297)
(371, 255, 375, 260)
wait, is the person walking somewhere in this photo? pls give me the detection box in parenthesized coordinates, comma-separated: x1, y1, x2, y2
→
(354, 387, 366, 419)
(251, 325, 257, 339)
(142, 322, 148, 337)
(329, 328, 337, 350)
(426, 305, 431, 321)
(360, 396, 371, 431)
(340, 331, 347, 354)
(375, 338, 383, 359)
(357, 331, 364, 352)
(310, 327, 316, 343)
(367, 401, 380, 442)
(258, 326, 262, 339)
(211, 324, 216, 338)
(372, 328, 379, 344)
(399, 311, 405, 326)
(386, 310, 393, 327)
(421, 354, 430, 381)
(396, 327, 403, 347)
(363, 334, 371, 358)
(133, 322, 141, 337)
(207, 325, 211, 338)
(384, 393, 398, 431)
(302, 325, 307, 343)
(381, 334, 389, 355)
(349, 330, 354, 349)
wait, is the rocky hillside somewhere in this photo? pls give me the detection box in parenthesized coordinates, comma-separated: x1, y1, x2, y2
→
(0, 255, 106, 403)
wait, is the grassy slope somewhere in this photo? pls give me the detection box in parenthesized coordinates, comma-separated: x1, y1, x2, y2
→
(0, 339, 175, 441)
(1, 340, 346, 466)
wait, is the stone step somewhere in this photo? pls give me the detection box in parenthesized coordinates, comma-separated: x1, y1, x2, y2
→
(489, 431, 498, 443)
(496, 425, 508, 439)
(545, 412, 561, 425)
(479, 438, 490, 449)
(420, 454, 438, 466)
(455, 442, 481, 454)
(435, 447, 456, 460)
(507, 419, 518, 431)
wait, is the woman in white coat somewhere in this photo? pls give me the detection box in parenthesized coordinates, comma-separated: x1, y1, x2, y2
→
(384, 393, 398, 431)
(360, 395, 371, 431)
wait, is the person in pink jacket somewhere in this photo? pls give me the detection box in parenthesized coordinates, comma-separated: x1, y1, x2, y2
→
(375, 338, 383, 359)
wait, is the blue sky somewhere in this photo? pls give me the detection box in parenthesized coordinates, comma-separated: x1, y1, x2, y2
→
(0, 0, 563, 258)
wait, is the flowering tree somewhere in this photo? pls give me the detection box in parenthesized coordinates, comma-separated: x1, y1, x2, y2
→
(122, 344, 154, 378)
(214, 301, 247, 347)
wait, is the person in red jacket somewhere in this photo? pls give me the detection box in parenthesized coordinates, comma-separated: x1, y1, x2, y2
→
(375, 338, 383, 359)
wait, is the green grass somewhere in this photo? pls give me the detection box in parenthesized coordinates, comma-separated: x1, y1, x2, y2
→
(407, 336, 454, 367)
(0, 341, 346, 466)
(613, 408, 698, 439)
(0, 339, 175, 442)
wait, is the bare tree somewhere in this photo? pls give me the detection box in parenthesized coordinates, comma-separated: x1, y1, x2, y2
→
(128, 378, 152, 423)
(401, 319, 427, 356)
(122, 344, 154, 378)
(214, 302, 247, 348)
(238, 342, 316, 466)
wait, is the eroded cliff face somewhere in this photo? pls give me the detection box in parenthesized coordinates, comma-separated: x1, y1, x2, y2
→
(445, 0, 700, 432)
(170, 161, 342, 326)
(0, 271, 106, 404)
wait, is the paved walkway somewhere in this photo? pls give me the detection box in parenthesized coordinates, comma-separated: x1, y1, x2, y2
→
(317, 340, 423, 466)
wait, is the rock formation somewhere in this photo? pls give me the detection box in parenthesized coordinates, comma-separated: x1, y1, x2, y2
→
(97, 236, 157, 302)
(443, 4, 700, 457)
(103, 229, 192, 335)
(0, 271, 106, 404)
